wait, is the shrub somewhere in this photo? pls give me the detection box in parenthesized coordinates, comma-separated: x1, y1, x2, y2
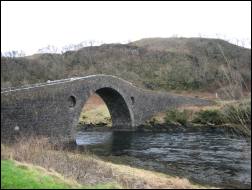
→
(192, 109, 225, 125)
(164, 109, 190, 126)
(222, 101, 251, 125)
(148, 118, 158, 126)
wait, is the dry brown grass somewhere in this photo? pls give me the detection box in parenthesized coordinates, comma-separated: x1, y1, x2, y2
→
(1, 137, 216, 189)
(216, 43, 251, 137)
(79, 94, 112, 126)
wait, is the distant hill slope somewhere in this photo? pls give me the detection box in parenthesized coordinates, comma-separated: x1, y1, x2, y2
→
(1, 38, 251, 92)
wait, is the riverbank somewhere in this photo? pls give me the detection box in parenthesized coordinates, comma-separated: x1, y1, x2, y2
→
(147, 98, 251, 136)
(78, 97, 251, 137)
(1, 137, 216, 189)
(1, 159, 120, 189)
(77, 122, 247, 136)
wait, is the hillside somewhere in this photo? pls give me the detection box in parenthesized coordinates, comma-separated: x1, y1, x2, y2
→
(1, 38, 251, 92)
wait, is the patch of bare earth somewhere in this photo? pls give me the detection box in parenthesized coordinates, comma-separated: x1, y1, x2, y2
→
(82, 94, 105, 111)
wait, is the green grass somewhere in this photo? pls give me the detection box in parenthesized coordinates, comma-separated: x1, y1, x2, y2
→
(1, 159, 77, 189)
(1, 159, 121, 189)
(79, 104, 112, 127)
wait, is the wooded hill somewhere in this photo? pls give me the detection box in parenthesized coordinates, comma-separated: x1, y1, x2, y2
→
(1, 38, 251, 92)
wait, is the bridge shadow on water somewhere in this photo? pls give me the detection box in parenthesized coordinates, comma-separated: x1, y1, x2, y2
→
(63, 131, 215, 187)
(63, 131, 134, 156)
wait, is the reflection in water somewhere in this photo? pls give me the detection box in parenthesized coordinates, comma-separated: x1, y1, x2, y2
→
(110, 131, 133, 155)
(76, 132, 113, 145)
(76, 131, 251, 189)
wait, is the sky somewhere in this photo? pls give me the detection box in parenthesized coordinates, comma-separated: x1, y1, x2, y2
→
(1, 1, 251, 55)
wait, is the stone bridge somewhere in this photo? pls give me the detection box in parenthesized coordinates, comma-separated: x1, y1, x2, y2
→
(1, 75, 211, 141)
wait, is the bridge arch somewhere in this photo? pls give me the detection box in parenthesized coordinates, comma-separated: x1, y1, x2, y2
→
(72, 86, 134, 136)
(95, 87, 133, 128)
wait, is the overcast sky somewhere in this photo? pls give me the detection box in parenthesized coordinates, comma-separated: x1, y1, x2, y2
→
(1, 1, 251, 55)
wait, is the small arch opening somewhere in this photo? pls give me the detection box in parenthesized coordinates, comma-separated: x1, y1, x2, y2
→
(131, 96, 135, 105)
(68, 95, 76, 108)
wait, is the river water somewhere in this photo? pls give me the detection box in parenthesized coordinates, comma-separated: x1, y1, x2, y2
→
(76, 130, 251, 189)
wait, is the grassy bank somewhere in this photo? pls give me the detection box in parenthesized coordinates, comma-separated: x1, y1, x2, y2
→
(2, 159, 81, 189)
(1, 159, 120, 189)
(1, 137, 215, 189)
